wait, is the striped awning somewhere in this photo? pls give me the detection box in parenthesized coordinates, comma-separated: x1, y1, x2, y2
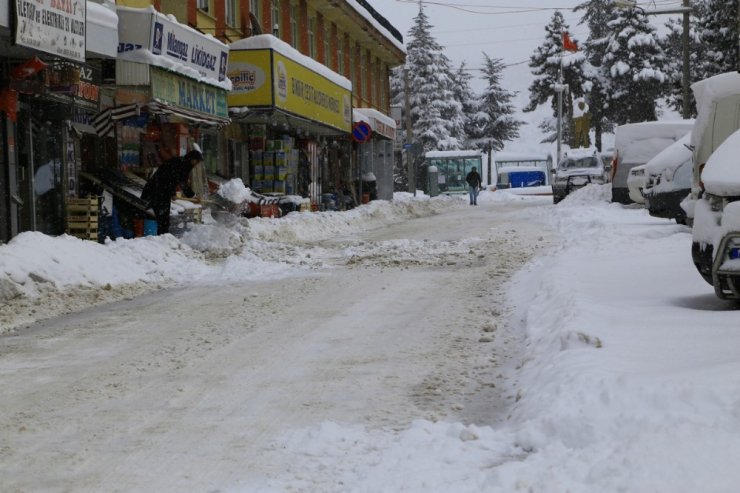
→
(92, 100, 231, 137)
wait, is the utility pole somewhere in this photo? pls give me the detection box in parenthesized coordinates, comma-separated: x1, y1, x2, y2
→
(404, 68, 415, 195)
(554, 61, 567, 165)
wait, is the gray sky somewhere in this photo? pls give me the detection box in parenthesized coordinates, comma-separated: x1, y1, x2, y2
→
(368, 0, 682, 152)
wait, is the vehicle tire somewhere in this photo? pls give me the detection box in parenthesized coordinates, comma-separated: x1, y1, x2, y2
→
(553, 194, 562, 204)
(691, 242, 714, 285)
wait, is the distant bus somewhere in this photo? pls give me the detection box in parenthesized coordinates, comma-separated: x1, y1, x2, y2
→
(424, 150, 483, 194)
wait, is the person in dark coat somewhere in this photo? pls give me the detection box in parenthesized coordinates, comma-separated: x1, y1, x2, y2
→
(141, 149, 203, 235)
(465, 166, 483, 206)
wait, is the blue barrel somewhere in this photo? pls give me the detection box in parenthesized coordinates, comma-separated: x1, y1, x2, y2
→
(143, 219, 158, 236)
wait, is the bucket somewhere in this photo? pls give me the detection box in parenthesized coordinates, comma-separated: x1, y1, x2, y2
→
(143, 219, 158, 236)
(133, 219, 144, 237)
(362, 193, 370, 204)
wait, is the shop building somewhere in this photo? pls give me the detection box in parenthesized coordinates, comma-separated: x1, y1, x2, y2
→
(120, 0, 404, 209)
(0, 0, 119, 244)
(84, 6, 231, 237)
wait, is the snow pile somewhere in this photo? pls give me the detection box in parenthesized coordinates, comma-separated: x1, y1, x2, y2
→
(0, 194, 464, 331)
(217, 178, 255, 204)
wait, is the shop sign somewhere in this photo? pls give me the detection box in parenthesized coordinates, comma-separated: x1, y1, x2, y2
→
(75, 65, 101, 103)
(227, 49, 351, 133)
(151, 68, 228, 119)
(13, 0, 86, 63)
(117, 7, 229, 82)
(227, 50, 272, 104)
(273, 53, 351, 133)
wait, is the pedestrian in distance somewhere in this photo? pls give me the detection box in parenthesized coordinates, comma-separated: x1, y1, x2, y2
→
(465, 166, 483, 206)
(141, 148, 203, 235)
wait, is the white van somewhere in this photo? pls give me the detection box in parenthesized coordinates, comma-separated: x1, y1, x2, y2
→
(611, 120, 694, 204)
(687, 72, 740, 299)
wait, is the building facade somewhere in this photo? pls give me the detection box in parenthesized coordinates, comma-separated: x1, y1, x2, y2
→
(0, 0, 119, 243)
(119, 0, 404, 208)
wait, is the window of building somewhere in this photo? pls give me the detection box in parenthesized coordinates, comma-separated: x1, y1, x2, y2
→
(308, 17, 316, 58)
(324, 27, 330, 64)
(337, 35, 344, 75)
(349, 49, 356, 94)
(250, 0, 260, 20)
(360, 51, 367, 100)
(271, 0, 280, 36)
(197, 0, 209, 13)
(226, 0, 238, 27)
(290, 5, 298, 49)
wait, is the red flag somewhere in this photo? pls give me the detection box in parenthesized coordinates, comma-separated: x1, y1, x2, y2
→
(562, 32, 578, 52)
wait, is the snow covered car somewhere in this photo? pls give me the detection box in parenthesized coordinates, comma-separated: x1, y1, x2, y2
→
(693, 130, 740, 298)
(642, 132, 693, 224)
(689, 72, 740, 299)
(611, 120, 694, 204)
(552, 150, 607, 204)
(626, 164, 647, 204)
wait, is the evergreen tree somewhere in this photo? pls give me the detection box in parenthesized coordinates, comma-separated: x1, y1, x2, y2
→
(574, 0, 616, 150)
(451, 62, 478, 148)
(602, 7, 667, 124)
(389, 66, 408, 191)
(471, 53, 522, 180)
(697, 0, 738, 78)
(525, 11, 587, 145)
(404, 5, 464, 152)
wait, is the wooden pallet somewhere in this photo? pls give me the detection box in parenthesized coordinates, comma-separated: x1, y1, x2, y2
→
(66, 197, 99, 241)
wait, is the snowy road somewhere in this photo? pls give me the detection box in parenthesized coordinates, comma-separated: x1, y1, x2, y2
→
(0, 198, 555, 492)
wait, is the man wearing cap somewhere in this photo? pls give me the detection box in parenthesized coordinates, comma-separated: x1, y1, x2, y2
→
(465, 166, 483, 206)
(141, 149, 203, 235)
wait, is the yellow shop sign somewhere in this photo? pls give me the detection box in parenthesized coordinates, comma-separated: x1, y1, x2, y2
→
(228, 49, 351, 133)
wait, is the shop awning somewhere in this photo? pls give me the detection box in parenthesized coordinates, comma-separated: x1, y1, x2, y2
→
(352, 108, 396, 140)
(229, 107, 349, 138)
(92, 100, 231, 138)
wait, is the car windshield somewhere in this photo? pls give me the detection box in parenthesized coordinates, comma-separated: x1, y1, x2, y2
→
(560, 156, 598, 169)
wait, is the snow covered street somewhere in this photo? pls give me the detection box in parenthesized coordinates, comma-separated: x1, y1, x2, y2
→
(2, 188, 740, 492)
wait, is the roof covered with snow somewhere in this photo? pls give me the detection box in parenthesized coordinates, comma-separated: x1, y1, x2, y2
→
(691, 72, 740, 165)
(425, 150, 483, 158)
(644, 133, 692, 175)
(615, 120, 694, 164)
(229, 35, 352, 91)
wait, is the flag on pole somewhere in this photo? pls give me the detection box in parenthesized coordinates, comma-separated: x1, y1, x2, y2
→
(562, 32, 578, 52)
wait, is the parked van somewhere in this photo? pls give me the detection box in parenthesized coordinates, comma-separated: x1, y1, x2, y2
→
(687, 72, 740, 299)
(642, 132, 693, 224)
(611, 120, 694, 204)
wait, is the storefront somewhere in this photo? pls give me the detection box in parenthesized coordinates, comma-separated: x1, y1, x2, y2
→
(0, 0, 118, 243)
(227, 35, 353, 210)
(84, 6, 230, 237)
(352, 108, 396, 201)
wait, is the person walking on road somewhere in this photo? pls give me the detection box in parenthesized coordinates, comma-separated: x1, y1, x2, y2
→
(465, 167, 483, 206)
(141, 149, 203, 235)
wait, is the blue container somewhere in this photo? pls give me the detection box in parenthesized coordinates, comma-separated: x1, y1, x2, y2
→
(143, 219, 158, 236)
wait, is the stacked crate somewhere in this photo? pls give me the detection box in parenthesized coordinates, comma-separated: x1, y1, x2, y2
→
(66, 197, 99, 241)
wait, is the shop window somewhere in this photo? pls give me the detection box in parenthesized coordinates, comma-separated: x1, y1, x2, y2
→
(200, 132, 219, 175)
(197, 0, 209, 13)
(226, 0, 238, 27)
